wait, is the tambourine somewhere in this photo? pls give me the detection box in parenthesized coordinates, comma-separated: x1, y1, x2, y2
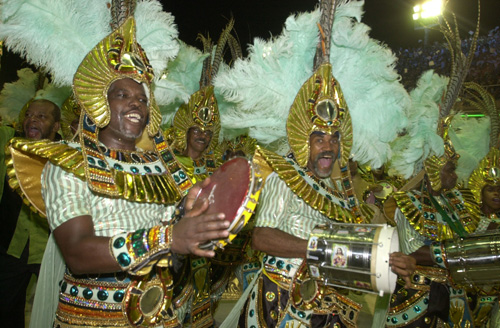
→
(194, 157, 263, 250)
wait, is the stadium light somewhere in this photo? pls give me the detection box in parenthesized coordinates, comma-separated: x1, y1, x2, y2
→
(413, 0, 443, 22)
(413, 0, 443, 46)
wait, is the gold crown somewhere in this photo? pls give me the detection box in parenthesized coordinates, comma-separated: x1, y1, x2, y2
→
(286, 63, 352, 168)
(468, 147, 500, 202)
(73, 17, 161, 137)
(172, 85, 220, 154)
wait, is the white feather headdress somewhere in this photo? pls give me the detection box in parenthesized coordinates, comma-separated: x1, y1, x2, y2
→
(388, 70, 449, 179)
(214, 0, 410, 166)
(0, 0, 179, 86)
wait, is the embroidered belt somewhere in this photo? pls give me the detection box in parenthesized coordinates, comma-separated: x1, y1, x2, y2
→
(56, 274, 130, 327)
(56, 269, 178, 327)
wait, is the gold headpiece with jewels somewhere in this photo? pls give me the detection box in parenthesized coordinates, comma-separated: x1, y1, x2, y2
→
(286, 63, 352, 168)
(215, 134, 257, 165)
(424, 115, 459, 191)
(60, 93, 81, 139)
(468, 147, 500, 202)
(172, 85, 221, 153)
(171, 20, 236, 155)
(73, 17, 161, 137)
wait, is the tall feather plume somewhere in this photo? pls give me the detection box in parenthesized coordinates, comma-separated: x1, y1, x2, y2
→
(215, 1, 410, 165)
(388, 70, 448, 178)
(0, 0, 179, 86)
(227, 34, 243, 64)
(211, 18, 235, 82)
(154, 42, 208, 124)
(197, 34, 214, 88)
(439, 0, 480, 117)
(313, 0, 338, 69)
(449, 115, 491, 184)
(462, 82, 499, 148)
(110, 0, 137, 29)
(197, 18, 235, 88)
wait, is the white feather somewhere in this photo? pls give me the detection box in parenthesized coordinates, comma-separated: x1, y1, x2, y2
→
(389, 70, 449, 178)
(0, 0, 179, 86)
(215, 1, 410, 167)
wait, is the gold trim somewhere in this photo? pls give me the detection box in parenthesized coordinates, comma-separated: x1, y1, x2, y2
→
(393, 189, 480, 241)
(254, 146, 367, 223)
(7, 138, 181, 217)
(286, 63, 352, 168)
(468, 147, 500, 202)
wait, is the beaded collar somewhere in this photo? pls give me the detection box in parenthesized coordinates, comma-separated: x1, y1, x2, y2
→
(253, 146, 371, 223)
(172, 149, 218, 183)
(79, 114, 192, 202)
(393, 187, 480, 241)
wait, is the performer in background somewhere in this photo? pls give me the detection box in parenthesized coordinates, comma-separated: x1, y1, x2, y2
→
(0, 97, 62, 328)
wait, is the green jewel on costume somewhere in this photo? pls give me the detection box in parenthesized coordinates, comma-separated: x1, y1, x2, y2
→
(392, 188, 480, 241)
(254, 146, 372, 223)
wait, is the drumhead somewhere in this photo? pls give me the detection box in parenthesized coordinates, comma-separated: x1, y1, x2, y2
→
(193, 157, 261, 249)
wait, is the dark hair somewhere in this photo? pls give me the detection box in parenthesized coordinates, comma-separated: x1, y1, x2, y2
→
(31, 99, 61, 122)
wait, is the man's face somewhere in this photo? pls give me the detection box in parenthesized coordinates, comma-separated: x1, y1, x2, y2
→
(482, 185, 500, 213)
(100, 78, 149, 144)
(186, 127, 212, 154)
(23, 100, 60, 140)
(307, 132, 340, 178)
(439, 161, 458, 191)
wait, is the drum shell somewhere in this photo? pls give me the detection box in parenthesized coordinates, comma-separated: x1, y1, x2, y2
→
(443, 232, 500, 290)
(306, 223, 398, 295)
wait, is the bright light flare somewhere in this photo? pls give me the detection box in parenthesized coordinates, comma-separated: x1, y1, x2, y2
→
(413, 0, 443, 20)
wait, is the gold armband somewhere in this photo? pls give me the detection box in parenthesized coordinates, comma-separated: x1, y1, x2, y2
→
(110, 225, 172, 275)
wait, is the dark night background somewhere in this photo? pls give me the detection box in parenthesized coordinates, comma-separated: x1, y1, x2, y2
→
(161, 0, 500, 53)
(1, 0, 499, 88)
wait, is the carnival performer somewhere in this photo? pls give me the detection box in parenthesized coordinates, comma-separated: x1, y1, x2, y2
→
(385, 2, 484, 323)
(168, 21, 248, 327)
(208, 0, 418, 325)
(0, 69, 67, 327)
(462, 147, 500, 327)
(6, 18, 231, 328)
(471, 148, 500, 231)
(168, 22, 231, 185)
(386, 141, 482, 327)
(232, 1, 416, 324)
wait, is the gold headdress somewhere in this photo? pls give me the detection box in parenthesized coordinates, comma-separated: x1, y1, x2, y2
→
(286, 0, 352, 168)
(171, 20, 236, 154)
(424, 116, 460, 191)
(215, 134, 257, 165)
(73, 17, 161, 137)
(60, 94, 81, 139)
(172, 85, 221, 153)
(70, 17, 188, 199)
(286, 64, 352, 168)
(468, 147, 500, 202)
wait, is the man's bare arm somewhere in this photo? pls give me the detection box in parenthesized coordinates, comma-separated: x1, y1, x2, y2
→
(252, 226, 308, 259)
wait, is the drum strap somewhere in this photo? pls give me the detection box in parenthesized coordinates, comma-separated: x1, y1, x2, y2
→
(428, 195, 467, 238)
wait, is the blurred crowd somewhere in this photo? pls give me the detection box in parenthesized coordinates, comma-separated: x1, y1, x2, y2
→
(395, 26, 500, 98)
